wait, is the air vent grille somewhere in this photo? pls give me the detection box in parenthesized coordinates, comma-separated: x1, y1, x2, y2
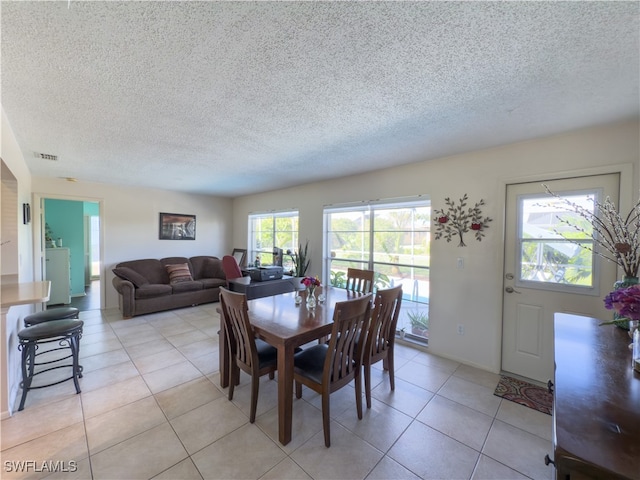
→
(34, 152, 58, 161)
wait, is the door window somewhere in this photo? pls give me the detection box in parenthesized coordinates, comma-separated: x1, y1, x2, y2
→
(517, 190, 601, 294)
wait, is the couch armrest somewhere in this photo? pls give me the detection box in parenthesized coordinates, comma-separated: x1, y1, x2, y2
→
(112, 276, 135, 318)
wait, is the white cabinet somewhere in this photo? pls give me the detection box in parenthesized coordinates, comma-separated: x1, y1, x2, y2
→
(46, 248, 71, 305)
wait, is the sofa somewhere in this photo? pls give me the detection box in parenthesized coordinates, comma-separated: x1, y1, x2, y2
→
(112, 256, 227, 318)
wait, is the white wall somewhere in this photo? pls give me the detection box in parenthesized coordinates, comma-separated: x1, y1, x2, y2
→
(232, 120, 640, 374)
(31, 177, 234, 309)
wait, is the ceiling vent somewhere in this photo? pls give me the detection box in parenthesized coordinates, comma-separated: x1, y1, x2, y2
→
(34, 152, 58, 161)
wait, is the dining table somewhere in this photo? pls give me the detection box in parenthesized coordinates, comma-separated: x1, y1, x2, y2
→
(218, 286, 366, 445)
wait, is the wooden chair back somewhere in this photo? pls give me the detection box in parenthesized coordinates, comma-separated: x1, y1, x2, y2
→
(365, 285, 403, 365)
(219, 287, 257, 373)
(346, 267, 375, 294)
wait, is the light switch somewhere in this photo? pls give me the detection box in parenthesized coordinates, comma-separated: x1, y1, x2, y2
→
(457, 257, 464, 269)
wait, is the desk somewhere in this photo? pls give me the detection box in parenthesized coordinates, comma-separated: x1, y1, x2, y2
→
(1, 281, 51, 417)
(553, 313, 639, 479)
(219, 287, 363, 445)
(227, 276, 295, 300)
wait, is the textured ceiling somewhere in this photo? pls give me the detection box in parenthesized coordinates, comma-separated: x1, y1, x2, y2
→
(1, 1, 638, 197)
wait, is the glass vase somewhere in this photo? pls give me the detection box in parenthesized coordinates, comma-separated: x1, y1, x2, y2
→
(306, 288, 316, 309)
(613, 276, 639, 329)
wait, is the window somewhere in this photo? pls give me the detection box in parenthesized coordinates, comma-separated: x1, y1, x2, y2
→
(517, 190, 599, 292)
(324, 198, 431, 341)
(248, 211, 299, 269)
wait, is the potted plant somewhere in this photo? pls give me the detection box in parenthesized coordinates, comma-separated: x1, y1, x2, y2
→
(408, 310, 429, 337)
(287, 241, 310, 290)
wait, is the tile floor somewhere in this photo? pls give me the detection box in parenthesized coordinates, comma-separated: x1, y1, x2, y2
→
(1, 305, 554, 480)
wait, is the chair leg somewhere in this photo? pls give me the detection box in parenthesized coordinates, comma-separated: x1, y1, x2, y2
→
(228, 365, 237, 400)
(295, 380, 302, 399)
(322, 392, 331, 447)
(364, 363, 372, 409)
(249, 374, 259, 423)
(388, 351, 395, 391)
(355, 374, 363, 419)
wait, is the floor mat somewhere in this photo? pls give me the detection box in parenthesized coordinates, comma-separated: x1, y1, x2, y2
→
(493, 375, 553, 415)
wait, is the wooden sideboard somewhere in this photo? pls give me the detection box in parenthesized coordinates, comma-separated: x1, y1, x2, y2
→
(553, 313, 639, 479)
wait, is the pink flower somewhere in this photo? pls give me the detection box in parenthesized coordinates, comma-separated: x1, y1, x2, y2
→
(471, 222, 482, 230)
(437, 216, 448, 224)
(301, 276, 321, 288)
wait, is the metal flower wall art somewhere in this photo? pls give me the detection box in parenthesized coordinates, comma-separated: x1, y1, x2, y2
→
(434, 194, 492, 247)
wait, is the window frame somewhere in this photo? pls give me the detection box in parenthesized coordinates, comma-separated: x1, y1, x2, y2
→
(248, 210, 299, 268)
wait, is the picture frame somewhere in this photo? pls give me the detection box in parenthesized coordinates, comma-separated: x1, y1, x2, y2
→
(232, 248, 247, 267)
(159, 212, 196, 240)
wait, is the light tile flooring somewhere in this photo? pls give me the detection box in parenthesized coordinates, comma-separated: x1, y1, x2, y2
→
(1, 305, 554, 480)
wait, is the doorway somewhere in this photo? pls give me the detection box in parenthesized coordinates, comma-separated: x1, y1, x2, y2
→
(34, 195, 103, 312)
(502, 174, 620, 383)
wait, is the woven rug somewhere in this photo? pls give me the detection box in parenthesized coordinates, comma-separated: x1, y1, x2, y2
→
(493, 375, 553, 415)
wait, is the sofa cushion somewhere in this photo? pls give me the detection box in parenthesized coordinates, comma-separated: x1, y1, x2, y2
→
(116, 259, 169, 284)
(166, 263, 193, 284)
(113, 267, 149, 287)
(172, 281, 204, 294)
(190, 256, 225, 280)
(135, 284, 173, 299)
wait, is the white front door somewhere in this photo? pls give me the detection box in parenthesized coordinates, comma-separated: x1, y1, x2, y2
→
(502, 174, 620, 383)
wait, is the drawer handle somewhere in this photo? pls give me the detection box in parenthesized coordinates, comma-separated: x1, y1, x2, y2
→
(544, 454, 555, 466)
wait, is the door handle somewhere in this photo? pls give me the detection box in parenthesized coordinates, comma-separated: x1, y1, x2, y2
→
(505, 286, 522, 294)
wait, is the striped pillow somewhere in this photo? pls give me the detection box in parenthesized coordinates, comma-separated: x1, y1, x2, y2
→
(166, 263, 193, 284)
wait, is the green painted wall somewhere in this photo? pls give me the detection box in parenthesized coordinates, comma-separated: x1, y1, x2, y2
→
(44, 199, 85, 296)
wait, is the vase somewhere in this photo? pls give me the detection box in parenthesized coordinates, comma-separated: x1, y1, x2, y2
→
(306, 288, 316, 309)
(613, 276, 639, 330)
(292, 277, 307, 291)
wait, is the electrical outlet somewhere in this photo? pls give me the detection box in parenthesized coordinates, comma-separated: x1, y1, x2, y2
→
(457, 324, 464, 335)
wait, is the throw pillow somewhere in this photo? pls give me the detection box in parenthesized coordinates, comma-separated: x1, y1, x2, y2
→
(112, 267, 149, 287)
(166, 263, 193, 284)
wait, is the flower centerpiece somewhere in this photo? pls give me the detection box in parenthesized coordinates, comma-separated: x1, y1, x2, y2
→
(301, 275, 321, 309)
(544, 185, 640, 328)
(603, 285, 640, 348)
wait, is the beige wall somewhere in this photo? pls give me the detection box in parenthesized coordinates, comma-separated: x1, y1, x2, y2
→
(30, 178, 234, 310)
(232, 120, 640, 374)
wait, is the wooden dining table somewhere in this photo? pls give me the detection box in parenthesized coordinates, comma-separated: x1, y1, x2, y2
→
(218, 287, 365, 445)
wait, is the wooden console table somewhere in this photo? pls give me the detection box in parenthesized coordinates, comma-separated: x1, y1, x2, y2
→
(553, 313, 639, 479)
(227, 275, 295, 300)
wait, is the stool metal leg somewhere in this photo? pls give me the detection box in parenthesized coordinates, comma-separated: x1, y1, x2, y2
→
(70, 332, 82, 392)
(18, 341, 35, 411)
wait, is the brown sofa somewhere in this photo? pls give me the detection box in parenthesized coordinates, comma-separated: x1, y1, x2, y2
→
(112, 256, 227, 318)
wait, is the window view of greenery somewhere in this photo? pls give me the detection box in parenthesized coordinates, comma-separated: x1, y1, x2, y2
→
(249, 211, 299, 269)
(520, 194, 594, 287)
(325, 201, 431, 342)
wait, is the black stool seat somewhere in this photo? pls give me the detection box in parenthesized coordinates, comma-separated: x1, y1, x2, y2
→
(24, 307, 79, 327)
(17, 319, 84, 411)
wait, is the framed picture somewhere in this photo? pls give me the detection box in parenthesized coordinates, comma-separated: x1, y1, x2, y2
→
(159, 212, 196, 240)
(232, 248, 247, 267)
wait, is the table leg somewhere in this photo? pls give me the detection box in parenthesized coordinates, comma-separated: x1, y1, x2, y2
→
(277, 344, 295, 445)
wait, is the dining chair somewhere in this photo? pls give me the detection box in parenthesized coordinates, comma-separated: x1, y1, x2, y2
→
(293, 293, 373, 447)
(346, 267, 375, 294)
(222, 255, 244, 286)
(363, 284, 403, 408)
(219, 287, 277, 423)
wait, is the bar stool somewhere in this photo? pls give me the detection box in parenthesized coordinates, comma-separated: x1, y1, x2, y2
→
(23, 307, 79, 327)
(17, 319, 84, 411)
